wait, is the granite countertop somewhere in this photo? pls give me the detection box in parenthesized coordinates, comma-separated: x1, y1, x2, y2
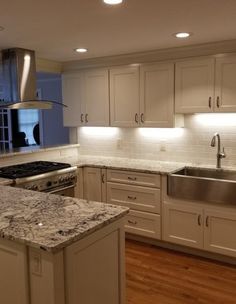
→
(0, 185, 128, 253)
(0, 177, 13, 186)
(69, 155, 187, 174)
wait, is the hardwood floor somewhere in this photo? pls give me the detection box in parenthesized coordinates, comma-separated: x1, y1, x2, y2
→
(125, 240, 236, 304)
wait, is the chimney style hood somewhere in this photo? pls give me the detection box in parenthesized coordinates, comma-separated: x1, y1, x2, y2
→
(0, 48, 65, 109)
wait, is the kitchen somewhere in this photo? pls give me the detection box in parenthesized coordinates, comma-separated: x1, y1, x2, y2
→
(1, 0, 236, 303)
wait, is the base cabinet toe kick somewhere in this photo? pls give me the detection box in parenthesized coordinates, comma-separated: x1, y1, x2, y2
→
(0, 220, 126, 304)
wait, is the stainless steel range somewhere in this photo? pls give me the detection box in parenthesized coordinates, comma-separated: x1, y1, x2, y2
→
(0, 161, 78, 197)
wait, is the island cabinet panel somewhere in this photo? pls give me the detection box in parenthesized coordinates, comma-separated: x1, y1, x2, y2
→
(0, 239, 29, 304)
(162, 202, 204, 249)
(204, 209, 236, 258)
(65, 219, 125, 304)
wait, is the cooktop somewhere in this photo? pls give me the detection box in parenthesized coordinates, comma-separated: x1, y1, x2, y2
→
(0, 161, 71, 179)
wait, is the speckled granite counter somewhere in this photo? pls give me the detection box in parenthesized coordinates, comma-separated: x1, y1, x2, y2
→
(69, 155, 187, 174)
(0, 185, 128, 252)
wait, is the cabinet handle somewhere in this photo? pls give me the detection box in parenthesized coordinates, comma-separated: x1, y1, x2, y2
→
(206, 216, 209, 227)
(141, 113, 144, 123)
(101, 173, 105, 184)
(80, 114, 84, 123)
(135, 113, 139, 124)
(85, 113, 88, 123)
(128, 220, 137, 225)
(216, 96, 220, 108)
(127, 176, 137, 181)
(208, 97, 212, 108)
(127, 195, 137, 200)
(197, 214, 202, 226)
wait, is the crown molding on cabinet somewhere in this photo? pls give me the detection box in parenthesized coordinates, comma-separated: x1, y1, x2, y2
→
(62, 39, 236, 72)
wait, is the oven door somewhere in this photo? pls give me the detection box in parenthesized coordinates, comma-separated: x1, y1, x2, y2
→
(47, 184, 75, 197)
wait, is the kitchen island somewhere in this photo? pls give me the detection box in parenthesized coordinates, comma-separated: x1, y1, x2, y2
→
(0, 185, 128, 304)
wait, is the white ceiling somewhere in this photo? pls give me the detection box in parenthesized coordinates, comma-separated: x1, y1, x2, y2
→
(1, 0, 236, 62)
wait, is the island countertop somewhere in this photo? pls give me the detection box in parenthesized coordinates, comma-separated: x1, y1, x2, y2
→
(0, 185, 128, 253)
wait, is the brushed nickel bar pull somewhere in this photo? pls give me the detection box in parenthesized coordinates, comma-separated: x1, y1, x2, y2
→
(128, 220, 137, 225)
(80, 114, 84, 123)
(135, 113, 139, 124)
(141, 113, 144, 123)
(85, 113, 88, 123)
(128, 176, 137, 181)
(198, 215, 202, 226)
(127, 195, 137, 200)
(206, 216, 209, 227)
(216, 96, 220, 108)
(208, 97, 212, 108)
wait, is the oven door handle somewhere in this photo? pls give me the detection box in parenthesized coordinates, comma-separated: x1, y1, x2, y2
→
(47, 184, 75, 194)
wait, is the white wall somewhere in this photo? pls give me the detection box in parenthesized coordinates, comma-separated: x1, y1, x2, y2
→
(76, 114, 236, 167)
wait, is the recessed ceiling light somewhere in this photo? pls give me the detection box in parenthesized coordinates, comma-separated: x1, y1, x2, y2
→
(0, 26, 5, 31)
(74, 48, 88, 53)
(174, 32, 192, 39)
(103, 0, 123, 5)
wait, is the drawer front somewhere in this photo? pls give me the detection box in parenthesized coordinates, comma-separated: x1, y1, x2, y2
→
(107, 169, 160, 188)
(107, 182, 161, 213)
(125, 210, 161, 239)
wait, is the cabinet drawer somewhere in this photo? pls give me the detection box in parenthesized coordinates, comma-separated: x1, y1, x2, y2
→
(107, 169, 160, 188)
(107, 182, 161, 213)
(125, 210, 161, 239)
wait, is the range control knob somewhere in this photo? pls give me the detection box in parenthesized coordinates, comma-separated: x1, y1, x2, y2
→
(46, 181, 52, 187)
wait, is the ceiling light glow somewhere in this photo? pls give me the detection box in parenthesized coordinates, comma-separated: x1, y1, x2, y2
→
(74, 48, 88, 53)
(103, 0, 123, 5)
(174, 32, 191, 38)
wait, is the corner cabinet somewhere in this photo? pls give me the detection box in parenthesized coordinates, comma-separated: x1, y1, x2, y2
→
(175, 55, 236, 113)
(62, 69, 109, 127)
(110, 66, 140, 127)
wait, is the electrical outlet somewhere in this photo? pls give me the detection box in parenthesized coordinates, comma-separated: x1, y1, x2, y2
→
(117, 138, 123, 149)
(160, 140, 166, 152)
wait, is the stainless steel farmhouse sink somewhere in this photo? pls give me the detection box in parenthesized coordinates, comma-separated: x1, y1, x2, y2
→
(168, 167, 236, 205)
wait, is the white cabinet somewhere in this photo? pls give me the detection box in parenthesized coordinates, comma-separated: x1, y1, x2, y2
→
(175, 58, 215, 113)
(110, 66, 140, 127)
(175, 55, 236, 113)
(107, 169, 161, 239)
(204, 209, 236, 258)
(63, 69, 109, 127)
(215, 56, 236, 112)
(63, 72, 85, 126)
(83, 167, 106, 202)
(163, 202, 204, 249)
(140, 63, 176, 127)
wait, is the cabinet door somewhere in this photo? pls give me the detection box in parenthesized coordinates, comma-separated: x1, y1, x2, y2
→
(140, 63, 174, 127)
(84, 69, 110, 126)
(215, 56, 236, 112)
(163, 202, 204, 249)
(62, 72, 85, 126)
(110, 66, 140, 127)
(204, 209, 236, 258)
(83, 167, 106, 202)
(175, 58, 215, 113)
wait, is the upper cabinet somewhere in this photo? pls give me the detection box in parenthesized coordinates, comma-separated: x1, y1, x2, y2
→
(140, 63, 175, 127)
(110, 63, 182, 128)
(175, 55, 236, 113)
(175, 58, 215, 113)
(110, 66, 140, 127)
(215, 56, 236, 112)
(63, 69, 109, 127)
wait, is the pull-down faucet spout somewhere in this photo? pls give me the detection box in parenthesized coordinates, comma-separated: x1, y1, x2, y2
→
(210, 133, 226, 169)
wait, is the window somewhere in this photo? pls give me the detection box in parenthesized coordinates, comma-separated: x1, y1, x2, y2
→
(18, 109, 39, 145)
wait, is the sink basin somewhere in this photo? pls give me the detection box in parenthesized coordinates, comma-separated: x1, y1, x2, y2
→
(168, 167, 236, 205)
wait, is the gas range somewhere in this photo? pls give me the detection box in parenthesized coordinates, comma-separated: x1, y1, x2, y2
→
(0, 161, 78, 195)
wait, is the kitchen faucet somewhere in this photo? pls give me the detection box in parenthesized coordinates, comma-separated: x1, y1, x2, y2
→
(210, 133, 226, 169)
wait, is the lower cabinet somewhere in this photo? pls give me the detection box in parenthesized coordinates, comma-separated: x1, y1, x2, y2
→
(163, 201, 236, 258)
(83, 167, 106, 202)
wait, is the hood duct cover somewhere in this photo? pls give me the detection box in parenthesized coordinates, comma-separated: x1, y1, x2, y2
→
(0, 48, 65, 109)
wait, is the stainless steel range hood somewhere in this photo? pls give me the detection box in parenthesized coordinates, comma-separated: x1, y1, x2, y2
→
(1, 48, 65, 109)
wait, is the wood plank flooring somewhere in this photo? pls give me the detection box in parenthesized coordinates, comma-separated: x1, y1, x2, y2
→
(126, 240, 236, 304)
